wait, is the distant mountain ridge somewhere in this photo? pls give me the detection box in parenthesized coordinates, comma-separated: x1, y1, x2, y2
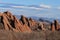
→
(15, 15, 60, 23)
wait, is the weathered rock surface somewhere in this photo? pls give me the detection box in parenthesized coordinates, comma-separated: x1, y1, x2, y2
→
(20, 16, 46, 31)
(51, 22, 55, 31)
(0, 11, 60, 32)
(51, 20, 60, 31)
(0, 11, 32, 33)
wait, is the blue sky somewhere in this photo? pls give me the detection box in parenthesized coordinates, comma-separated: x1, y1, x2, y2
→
(0, 0, 60, 19)
(0, 0, 60, 6)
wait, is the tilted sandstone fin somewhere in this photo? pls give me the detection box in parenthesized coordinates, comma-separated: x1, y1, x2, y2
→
(0, 11, 32, 33)
(13, 16, 32, 32)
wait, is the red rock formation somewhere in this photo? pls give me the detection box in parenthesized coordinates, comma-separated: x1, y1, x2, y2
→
(20, 16, 36, 30)
(1, 11, 60, 32)
(54, 20, 60, 30)
(51, 20, 60, 31)
(51, 22, 55, 31)
(0, 11, 32, 33)
(13, 16, 32, 32)
(28, 18, 37, 27)
(54, 20, 59, 30)
(20, 16, 46, 31)
(3, 11, 13, 21)
(20, 15, 29, 25)
(38, 22, 46, 31)
(58, 24, 60, 30)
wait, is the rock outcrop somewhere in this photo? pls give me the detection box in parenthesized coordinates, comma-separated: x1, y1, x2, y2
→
(54, 20, 59, 30)
(0, 11, 60, 32)
(20, 16, 46, 31)
(0, 11, 32, 33)
(51, 22, 55, 31)
(51, 20, 60, 31)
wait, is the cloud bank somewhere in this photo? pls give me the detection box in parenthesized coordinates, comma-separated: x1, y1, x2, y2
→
(40, 4, 51, 9)
(11, 6, 43, 10)
(0, 3, 52, 10)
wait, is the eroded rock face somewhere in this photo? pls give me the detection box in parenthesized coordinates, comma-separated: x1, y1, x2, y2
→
(13, 16, 32, 32)
(0, 11, 32, 33)
(28, 18, 38, 30)
(51, 22, 55, 31)
(29, 18, 37, 27)
(38, 22, 46, 31)
(51, 20, 60, 31)
(54, 20, 60, 30)
(0, 11, 60, 32)
(20, 16, 37, 31)
(20, 16, 46, 31)
(20, 15, 29, 25)
(54, 20, 59, 30)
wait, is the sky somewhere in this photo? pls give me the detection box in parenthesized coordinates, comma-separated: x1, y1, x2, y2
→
(0, 0, 60, 19)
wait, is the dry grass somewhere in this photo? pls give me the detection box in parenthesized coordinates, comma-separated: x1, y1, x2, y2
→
(0, 30, 60, 40)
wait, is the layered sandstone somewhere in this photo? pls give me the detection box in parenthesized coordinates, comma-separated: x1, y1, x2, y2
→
(0, 11, 60, 32)
(20, 16, 46, 31)
(0, 11, 32, 33)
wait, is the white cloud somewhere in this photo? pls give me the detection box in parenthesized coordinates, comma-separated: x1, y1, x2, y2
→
(40, 4, 51, 9)
(12, 6, 25, 8)
(0, 7, 17, 12)
(0, 3, 52, 10)
(0, 7, 11, 9)
(11, 5, 43, 10)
